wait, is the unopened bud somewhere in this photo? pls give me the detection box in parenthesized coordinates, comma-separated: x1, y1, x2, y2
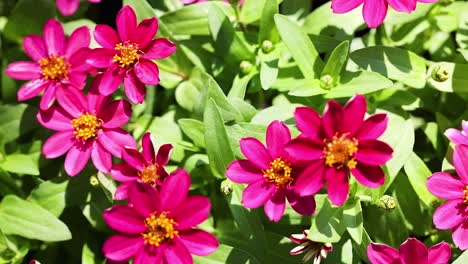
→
(221, 180, 233, 195)
(376, 195, 396, 211)
(90, 175, 99, 187)
(240, 61, 253, 75)
(261, 40, 274, 53)
(431, 65, 450, 82)
(320, 74, 334, 89)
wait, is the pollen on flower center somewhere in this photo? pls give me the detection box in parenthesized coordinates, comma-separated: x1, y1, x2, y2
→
(463, 186, 468, 204)
(263, 158, 294, 188)
(324, 134, 358, 169)
(139, 164, 159, 185)
(113, 41, 141, 68)
(39, 55, 69, 81)
(71, 113, 101, 141)
(142, 212, 178, 246)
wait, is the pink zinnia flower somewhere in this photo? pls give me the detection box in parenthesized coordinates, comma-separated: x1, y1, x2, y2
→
(331, 0, 438, 28)
(290, 230, 332, 264)
(285, 95, 393, 206)
(103, 170, 219, 264)
(367, 237, 451, 264)
(427, 144, 468, 250)
(226, 120, 316, 222)
(444, 120, 468, 146)
(86, 5, 176, 104)
(37, 77, 136, 176)
(5, 19, 90, 110)
(181, 0, 244, 6)
(55, 0, 101, 16)
(110, 132, 173, 200)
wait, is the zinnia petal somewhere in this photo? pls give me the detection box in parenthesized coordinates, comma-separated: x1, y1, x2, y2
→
(55, 86, 89, 117)
(427, 242, 451, 264)
(343, 94, 366, 136)
(331, 0, 364, 14)
(452, 222, 468, 250)
(37, 105, 73, 131)
(64, 144, 91, 176)
(362, 0, 388, 28)
(172, 196, 211, 229)
(134, 59, 160, 85)
(323, 100, 344, 138)
(124, 71, 146, 104)
(56, 0, 80, 16)
(103, 234, 143, 262)
(326, 167, 349, 206)
(350, 163, 385, 188)
(5, 61, 42, 80)
(367, 243, 400, 264)
(398, 238, 428, 264)
(156, 144, 173, 166)
(226, 160, 263, 184)
(100, 99, 132, 128)
(242, 181, 275, 208)
(91, 141, 112, 173)
(354, 140, 393, 166)
(98, 128, 137, 158)
(100, 65, 125, 96)
(114, 182, 131, 201)
(116, 5, 137, 42)
(142, 38, 176, 60)
(133, 246, 163, 264)
(426, 172, 465, 200)
(266, 120, 291, 159)
(17, 79, 50, 101)
(160, 169, 191, 211)
(387, 0, 416, 13)
(179, 229, 219, 256)
(134, 18, 158, 48)
(453, 145, 468, 184)
(39, 83, 57, 110)
(94, 24, 120, 49)
(286, 189, 316, 216)
(294, 106, 322, 139)
(240, 137, 272, 170)
(142, 132, 156, 163)
(43, 19, 66, 55)
(264, 189, 286, 222)
(295, 161, 326, 196)
(110, 163, 138, 182)
(42, 131, 75, 158)
(103, 204, 146, 234)
(128, 182, 160, 218)
(66, 26, 91, 57)
(356, 113, 388, 140)
(23, 35, 47, 61)
(433, 199, 466, 230)
(284, 138, 324, 162)
(122, 147, 147, 172)
(164, 239, 193, 264)
(86, 48, 116, 68)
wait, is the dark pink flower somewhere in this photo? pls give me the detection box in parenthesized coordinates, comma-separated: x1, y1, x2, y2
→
(5, 19, 91, 110)
(445, 120, 468, 146)
(331, 0, 438, 28)
(55, 0, 101, 16)
(226, 120, 316, 222)
(427, 144, 468, 250)
(181, 0, 244, 6)
(285, 95, 393, 206)
(86, 5, 176, 104)
(367, 237, 450, 264)
(290, 230, 332, 264)
(37, 76, 136, 176)
(103, 170, 219, 264)
(110, 132, 173, 200)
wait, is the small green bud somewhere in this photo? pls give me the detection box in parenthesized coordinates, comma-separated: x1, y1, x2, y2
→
(319, 74, 334, 89)
(221, 180, 233, 195)
(90, 175, 99, 187)
(261, 40, 274, 53)
(431, 65, 450, 82)
(240, 61, 253, 75)
(376, 195, 396, 211)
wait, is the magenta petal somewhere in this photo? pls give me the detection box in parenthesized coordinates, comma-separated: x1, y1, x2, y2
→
(332, 0, 364, 13)
(128, 182, 160, 218)
(240, 137, 272, 170)
(100, 99, 132, 128)
(124, 71, 146, 104)
(284, 138, 324, 162)
(114, 182, 131, 200)
(94, 24, 120, 49)
(5, 61, 41, 80)
(134, 18, 158, 47)
(134, 59, 160, 85)
(42, 131, 75, 158)
(69, 48, 91, 72)
(226, 160, 263, 184)
(156, 144, 173, 165)
(325, 167, 349, 206)
(103, 205, 146, 234)
(172, 196, 210, 229)
(122, 147, 147, 171)
(39, 83, 57, 110)
(356, 114, 388, 140)
(133, 246, 163, 264)
(264, 189, 286, 222)
(37, 105, 73, 131)
(453, 145, 468, 183)
(179, 230, 219, 256)
(91, 141, 112, 173)
(98, 129, 137, 158)
(88, 75, 108, 110)
(445, 128, 468, 145)
(362, 0, 388, 28)
(116, 5, 137, 42)
(266, 120, 291, 158)
(142, 132, 156, 163)
(343, 94, 366, 136)
(286, 190, 316, 216)
(111, 163, 138, 182)
(350, 163, 385, 188)
(294, 106, 322, 139)
(452, 222, 468, 250)
(66, 26, 91, 57)
(426, 172, 465, 199)
(55, 86, 88, 117)
(142, 38, 177, 60)
(164, 239, 193, 264)
(17, 79, 50, 101)
(160, 169, 191, 211)
(100, 66, 125, 96)
(427, 242, 451, 264)
(354, 140, 393, 166)
(295, 161, 326, 196)
(64, 144, 91, 176)
(56, 0, 79, 16)
(86, 48, 116, 68)
(64, 72, 87, 90)
(103, 234, 143, 262)
(367, 243, 400, 264)
(322, 100, 344, 138)
(387, 0, 416, 12)
(242, 181, 275, 209)
(399, 238, 428, 264)
(23, 35, 46, 61)
(433, 199, 466, 230)
(44, 19, 65, 55)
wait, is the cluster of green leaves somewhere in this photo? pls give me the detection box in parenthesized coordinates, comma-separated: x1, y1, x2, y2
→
(1, 0, 468, 263)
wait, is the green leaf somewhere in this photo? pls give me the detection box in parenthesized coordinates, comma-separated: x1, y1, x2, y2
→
(178, 118, 206, 148)
(0, 153, 39, 175)
(175, 81, 201, 112)
(325, 70, 393, 98)
(260, 52, 279, 90)
(321, 40, 349, 81)
(30, 180, 68, 217)
(343, 200, 363, 244)
(275, 14, 323, 80)
(403, 153, 438, 207)
(453, 250, 468, 264)
(204, 99, 235, 179)
(0, 104, 38, 143)
(194, 244, 261, 264)
(123, 0, 155, 20)
(309, 195, 346, 243)
(288, 79, 327, 97)
(0, 195, 71, 242)
(350, 46, 427, 88)
(0, 169, 23, 197)
(258, 0, 279, 44)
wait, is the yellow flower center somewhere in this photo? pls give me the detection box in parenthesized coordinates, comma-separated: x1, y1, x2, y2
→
(39, 55, 69, 81)
(113, 41, 141, 68)
(71, 113, 102, 141)
(324, 134, 358, 169)
(263, 158, 294, 188)
(463, 186, 468, 204)
(142, 212, 178, 246)
(139, 164, 159, 185)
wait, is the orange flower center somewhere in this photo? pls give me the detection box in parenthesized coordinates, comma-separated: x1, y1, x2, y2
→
(113, 41, 141, 68)
(463, 186, 468, 204)
(139, 164, 159, 185)
(39, 55, 69, 81)
(142, 212, 178, 246)
(71, 113, 102, 141)
(324, 134, 358, 169)
(263, 158, 294, 188)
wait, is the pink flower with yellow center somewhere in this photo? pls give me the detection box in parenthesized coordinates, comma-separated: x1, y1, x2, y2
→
(427, 144, 468, 250)
(5, 19, 91, 110)
(226, 120, 316, 222)
(285, 95, 393, 206)
(55, 0, 101, 16)
(86, 5, 176, 104)
(367, 237, 450, 264)
(331, 0, 438, 28)
(110, 132, 173, 200)
(103, 170, 218, 264)
(37, 76, 136, 176)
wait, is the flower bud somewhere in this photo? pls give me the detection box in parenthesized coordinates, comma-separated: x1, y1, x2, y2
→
(221, 179, 233, 195)
(431, 65, 450, 82)
(240, 61, 253, 75)
(320, 74, 334, 89)
(376, 195, 396, 211)
(261, 40, 274, 53)
(90, 175, 99, 187)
